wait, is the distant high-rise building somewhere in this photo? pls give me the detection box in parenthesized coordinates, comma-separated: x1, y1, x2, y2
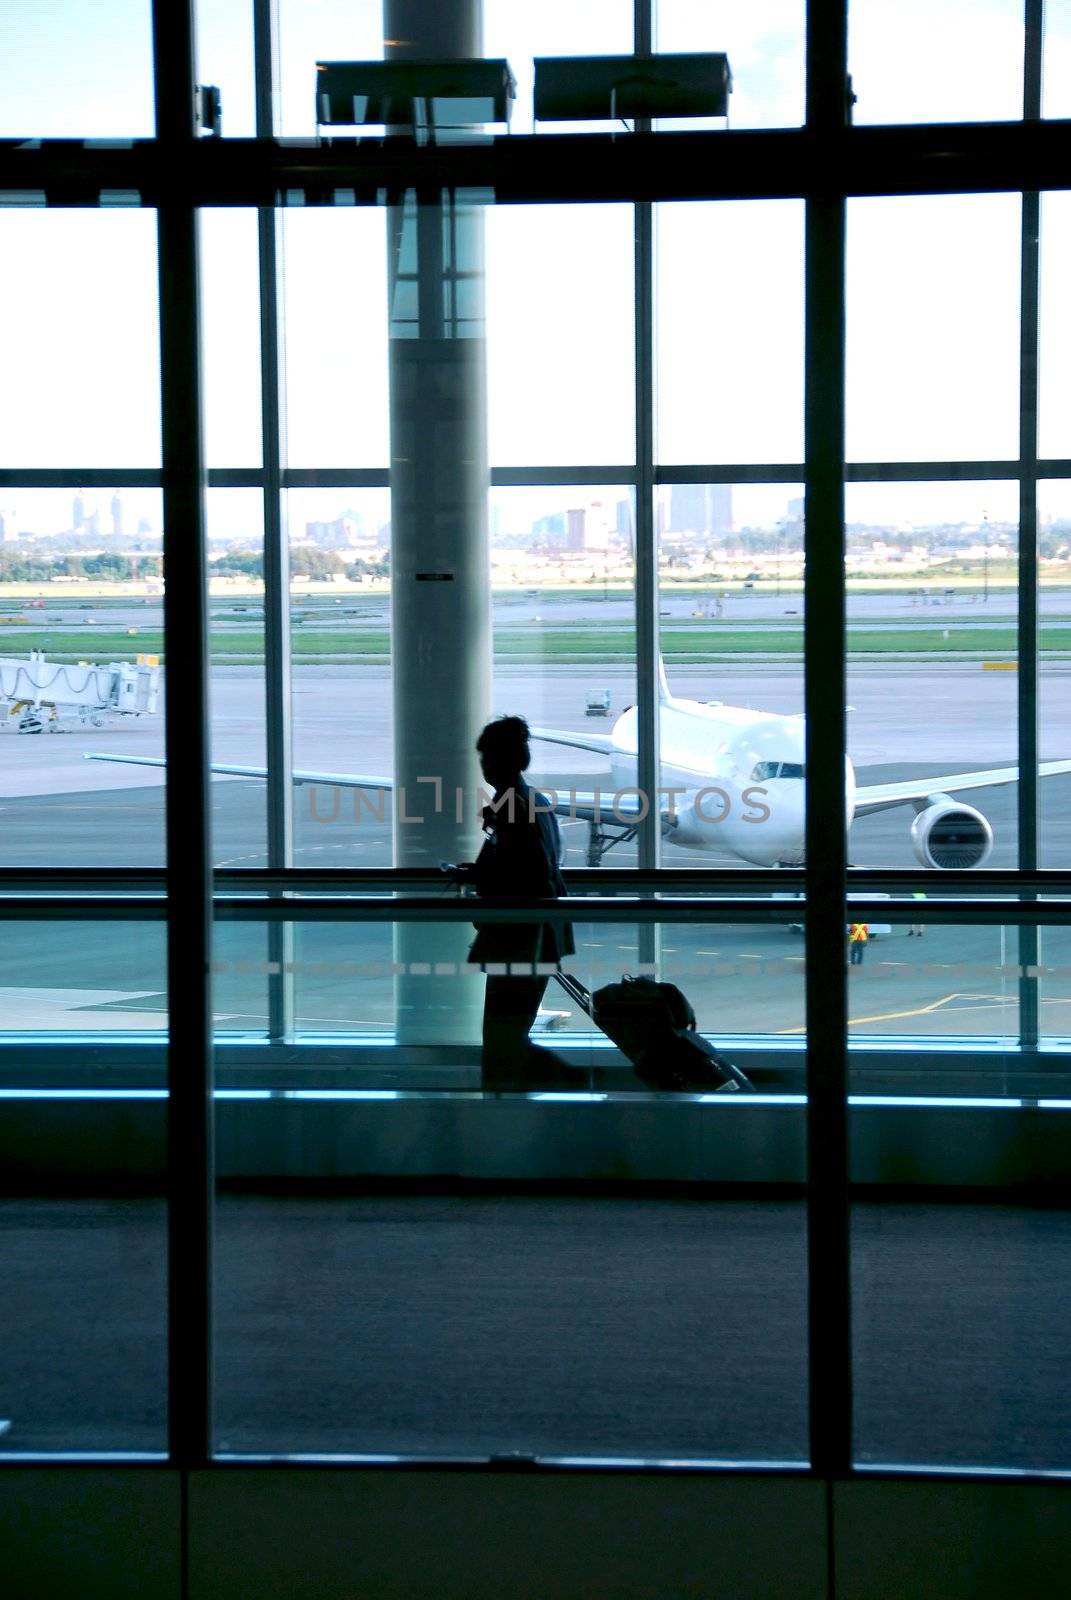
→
(137, 515, 153, 536)
(669, 484, 732, 535)
(111, 490, 123, 539)
(73, 489, 85, 530)
(565, 507, 586, 551)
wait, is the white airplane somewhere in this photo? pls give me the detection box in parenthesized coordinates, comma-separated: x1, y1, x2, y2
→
(84, 659, 1071, 871)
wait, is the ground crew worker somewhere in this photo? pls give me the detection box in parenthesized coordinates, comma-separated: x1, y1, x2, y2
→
(848, 921, 869, 966)
(909, 891, 926, 937)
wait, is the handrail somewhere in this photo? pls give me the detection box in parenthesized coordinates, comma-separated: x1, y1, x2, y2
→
(0, 892, 1068, 924)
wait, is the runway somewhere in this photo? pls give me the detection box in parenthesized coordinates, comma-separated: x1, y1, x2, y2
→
(2, 661, 1071, 1048)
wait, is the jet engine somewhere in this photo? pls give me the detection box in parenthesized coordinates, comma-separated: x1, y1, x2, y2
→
(910, 796, 993, 869)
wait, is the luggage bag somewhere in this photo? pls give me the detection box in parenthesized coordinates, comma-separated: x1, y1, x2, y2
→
(555, 972, 754, 1093)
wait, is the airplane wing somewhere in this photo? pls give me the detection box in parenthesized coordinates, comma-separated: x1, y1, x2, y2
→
(83, 753, 392, 789)
(854, 759, 1071, 817)
(529, 726, 617, 756)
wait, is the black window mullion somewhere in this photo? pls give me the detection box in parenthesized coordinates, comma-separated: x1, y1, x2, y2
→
(1019, 0, 1044, 1044)
(151, 0, 215, 1471)
(804, 0, 852, 1482)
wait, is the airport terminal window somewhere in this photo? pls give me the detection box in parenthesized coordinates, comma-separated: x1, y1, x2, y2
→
(1043, 3, 1071, 120)
(208, 488, 267, 868)
(843, 481, 1020, 872)
(1037, 479, 1071, 872)
(655, 481, 805, 873)
(849, 0, 1024, 126)
(280, 208, 390, 469)
(655, 0, 806, 129)
(0, 209, 161, 470)
(846, 194, 1021, 465)
(201, 209, 263, 470)
(489, 485, 637, 870)
(1039, 191, 1071, 463)
(285, 486, 393, 869)
(0, 0, 155, 139)
(0, 487, 166, 867)
(277, 0, 383, 137)
(486, 205, 635, 468)
(655, 202, 804, 468)
(6, 0, 1071, 1482)
(484, 0, 634, 135)
(195, 0, 256, 137)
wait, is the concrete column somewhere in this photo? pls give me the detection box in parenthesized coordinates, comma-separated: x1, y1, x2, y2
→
(385, 0, 491, 1045)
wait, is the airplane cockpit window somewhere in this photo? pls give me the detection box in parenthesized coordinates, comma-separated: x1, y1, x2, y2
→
(750, 761, 805, 780)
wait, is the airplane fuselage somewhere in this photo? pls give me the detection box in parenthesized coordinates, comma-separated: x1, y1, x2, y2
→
(605, 695, 857, 866)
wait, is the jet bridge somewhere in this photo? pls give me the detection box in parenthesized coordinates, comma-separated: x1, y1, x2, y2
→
(0, 650, 160, 732)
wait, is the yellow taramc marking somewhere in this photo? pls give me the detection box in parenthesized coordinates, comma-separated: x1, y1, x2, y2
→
(775, 991, 1012, 1034)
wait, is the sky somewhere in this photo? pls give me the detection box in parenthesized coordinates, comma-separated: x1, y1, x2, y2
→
(1, 1, 1070, 537)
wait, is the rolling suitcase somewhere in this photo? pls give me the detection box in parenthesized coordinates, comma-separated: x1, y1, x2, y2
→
(555, 972, 754, 1093)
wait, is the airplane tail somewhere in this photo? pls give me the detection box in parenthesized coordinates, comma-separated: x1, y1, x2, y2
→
(657, 654, 673, 703)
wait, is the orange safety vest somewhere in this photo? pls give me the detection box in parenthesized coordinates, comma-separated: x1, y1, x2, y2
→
(848, 922, 869, 943)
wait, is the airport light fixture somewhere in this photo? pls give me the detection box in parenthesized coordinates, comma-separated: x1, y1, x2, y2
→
(315, 59, 516, 142)
(533, 52, 731, 127)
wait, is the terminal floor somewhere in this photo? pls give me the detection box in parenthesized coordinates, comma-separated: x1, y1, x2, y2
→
(3, 1193, 1069, 1469)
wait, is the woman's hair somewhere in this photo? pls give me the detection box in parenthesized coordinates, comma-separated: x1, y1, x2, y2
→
(476, 714, 531, 772)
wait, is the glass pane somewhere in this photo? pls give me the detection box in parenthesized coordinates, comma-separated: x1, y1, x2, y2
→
(853, 1185, 1071, 1469)
(0, 0, 155, 138)
(286, 487, 393, 869)
(656, 201, 804, 466)
(487, 205, 635, 467)
(215, 907, 808, 1463)
(202, 210, 263, 469)
(850, 0, 1023, 125)
(656, 482, 805, 872)
(845, 481, 1019, 871)
(278, 0, 382, 137)
(1038, 479, 1071, 871)
(0, 489, 166, 866)
(656, 0, 805, 130)
(0, 210, 161, 469)
(196, 0, 256, 137)
(281, 209, 390, 469)
(0, 918, 167, 1452)
(485, 0, 634, 135)
(1044, 2, 1071, 119)
(846, 195, 1021, 463)
(208, 488, 267, 868)
(490, 485, 636, 870)
(1039, 192, 1071, 463)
